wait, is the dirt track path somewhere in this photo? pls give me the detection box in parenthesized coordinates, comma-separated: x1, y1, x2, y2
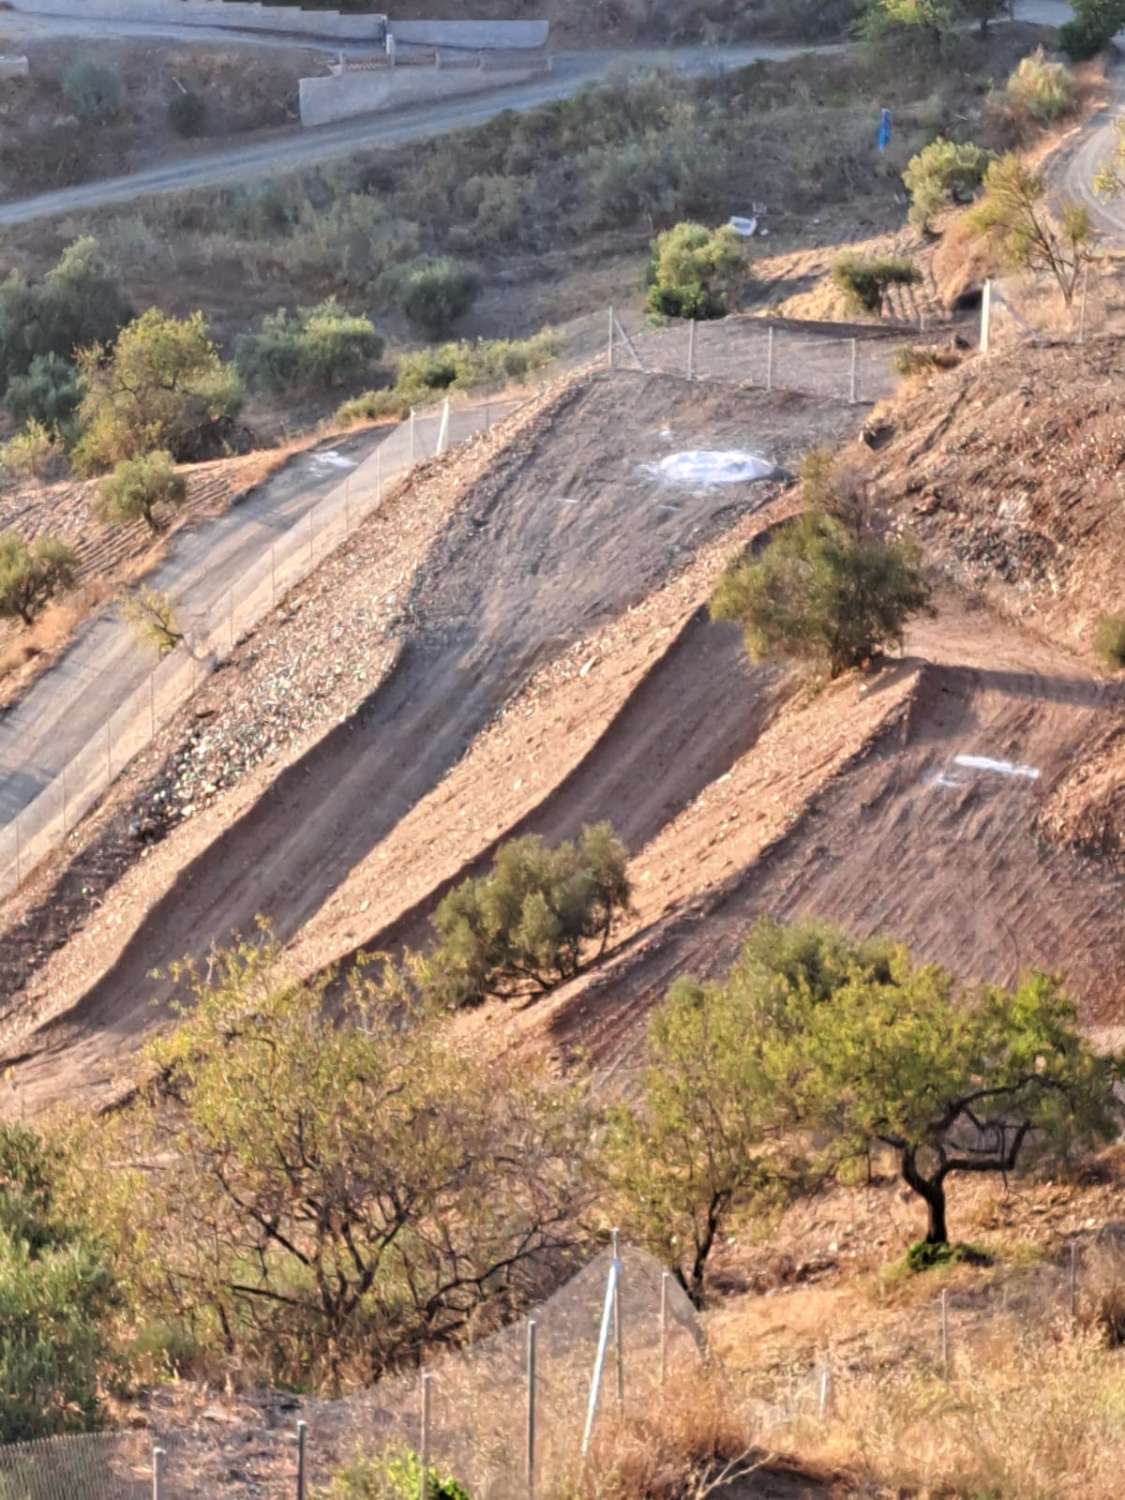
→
(2, 373, 848, 1110)
(538, 604, 1125, 1079)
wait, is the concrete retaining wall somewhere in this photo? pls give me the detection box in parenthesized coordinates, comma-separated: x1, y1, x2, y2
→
(5, 0, 388, 42)
(299, 58, 540, 125)
(0, 56, 30, 77)
(390, 20, 549, 49)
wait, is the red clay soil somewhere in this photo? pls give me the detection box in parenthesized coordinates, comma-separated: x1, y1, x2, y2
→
(0, 370, 864, 1113)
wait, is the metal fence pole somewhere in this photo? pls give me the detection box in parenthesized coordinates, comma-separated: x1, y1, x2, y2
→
(659, 1270, 670, 1386)
(14, 816, 20, 889)
(687, 318, 696, 381)
(377, 444, 383, 502)
(766, 326, 774, 392)
(1079, 262, 1089, 345)
(526, 1319, 538, 1500)
(307, 513, 314, 568)
(152, 1447, 165, 1500)
(849, 338, 858, 405)
(980, 278, 992, 353)
(409, 408, 417, 464)
(420, 1373, 433, 1500)
(608, 306, 615, 368)
(61, 767, 67, 835)
(611, 1227, 624, 1407)
(229, 588, 235, 652)
(272, 545, 278, 606)
(296, 1419, 307, 1500)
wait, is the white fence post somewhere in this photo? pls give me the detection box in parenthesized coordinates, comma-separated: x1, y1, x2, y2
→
(409, 407, 417, 463)
(849, 338, 858, 405)
(1070, 1240, 1079, 1321)
(581, 1251, 622, 1455)
(818, 1355, 833, 1420)
(607, 306, 615, 368)
(526, 1319, 538, 1500)
(1079, 262, 1089, 345)
(437, 397, 451, 455)
(152, 1447, 165, 1500)
(296, 1420, 307, 1500)
(687, 318, 696, 381)
(611, 1228, 624, 1407)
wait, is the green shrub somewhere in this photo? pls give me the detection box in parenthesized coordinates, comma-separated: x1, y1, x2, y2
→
(904, 1240, 991, 1274)
(831, 254, 921, 316)
(119, 587, 184, 657)
(73, 309, 242, 473)
(0, 533, 77, 625)
(235, 301, 383, 394)
(417, 823, 632, 1008)
(316, 1449, 471, 1500)
(5, 353, 81, 432)
(1006, 48, 1076, 125)
(62, 61, 123, 125)
(0, 419, 65, 480)
(1094, 613, 1125, 670)
(1060, 0, 1125, 60)
(168, 89, 207, 138)
(710, 510, 932, 678)
(902, 137, 994, 231)
(646, 221, 745, 320)
(0, 238, 131, 396)
(0, 1124, 116, 1442)
(96, 451, 186, 533)
(399, 258, 481, 338)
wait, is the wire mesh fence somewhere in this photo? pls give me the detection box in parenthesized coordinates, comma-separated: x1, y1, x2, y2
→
(0, 1245, 705, 1500)
(0, 303, 903, 901)
(984, 259, 1125, 350)
(0, 397, 519, 901)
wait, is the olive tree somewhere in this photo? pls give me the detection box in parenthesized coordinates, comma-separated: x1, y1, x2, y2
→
(78, 939, 595, 1388)
(903, 138, 994, 232)
(710, 511, 932, 679)
(417, 823, 633, 1007)
(971, 156, 1097, 306)
(96, 450, 186, 534)
(0, 533, 77, 626)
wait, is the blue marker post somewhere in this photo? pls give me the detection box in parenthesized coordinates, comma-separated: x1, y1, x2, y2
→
(877, 108, 892, 153)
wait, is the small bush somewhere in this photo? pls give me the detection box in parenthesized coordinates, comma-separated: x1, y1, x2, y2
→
(95, 451, 186, 533)
(119, 587, 184, 657)
(902, 137, 994, 231)
(167, 89, 207, 139)
(904, 1240, 991, 1274)
(646, 221, 745, 320)
(892, 344, 962, 378)
(0, 419, 64, 480)
(235, 301, 383, 395)
(417, 823, 632, 1008)
(5, 353, 81, 432)
(710, 510, 932, 678)
(315, 1449, 471, 1500)
(62, 61, 123, 125)
(1094, 613, 1125, 670)
(0, 532, 77, 626)
(1006, 48, 1076, 125)
(1060, 0, 1125, 61)
(399, 258, 481, 339)
(0, 238, 130, 397)
(832, 254, 921, 316)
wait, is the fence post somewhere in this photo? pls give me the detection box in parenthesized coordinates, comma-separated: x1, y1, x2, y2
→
(687, 318, 696, 382)
(377, 444, 383, 502)
(849, 338, 858, 405)
(1079, 262, 1089, 345)
(766, 326, 774, 392)
(105, 720, 112, 785)
(229, 588, 235, 652)
(980, 278, 992, 353)
(149, 672, 155, 739)
(420, 1372, 433, 1500)
(660, 1270, 670, 1386)
(526, 1319, 538, 1500)
(296, 1419, 307, 1500)
(611, 1227, 624, 1407)
(818, 1354, 833, 1420)
(409, 408, 417, 464)
(940, 1289, 950, 1378)
(14, 814, 20, 889)
(608, 306, 615, 369)
(152, 1447, 165, 1500)
(61, 766, 67, 835)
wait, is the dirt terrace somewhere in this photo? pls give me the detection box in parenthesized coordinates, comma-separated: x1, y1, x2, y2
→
(0, 369, 867, 1114)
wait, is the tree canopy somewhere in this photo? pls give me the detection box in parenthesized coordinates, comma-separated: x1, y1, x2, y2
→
(0, 533, 77, 626)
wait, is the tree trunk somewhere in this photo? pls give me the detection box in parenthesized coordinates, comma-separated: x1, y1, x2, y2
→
(901, 1147, 950, 1245)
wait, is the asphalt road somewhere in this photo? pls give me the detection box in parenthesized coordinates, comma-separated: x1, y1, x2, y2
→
(0, 42, 827, 227)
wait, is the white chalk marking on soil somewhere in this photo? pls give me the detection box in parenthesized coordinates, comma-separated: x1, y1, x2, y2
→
(645, 451, 776, 487)
(311, 450, 357, 471)
(953, 754, 1040, 781)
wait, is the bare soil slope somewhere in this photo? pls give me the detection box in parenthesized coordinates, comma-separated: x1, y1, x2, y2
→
(0, 370, 864, 1111)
